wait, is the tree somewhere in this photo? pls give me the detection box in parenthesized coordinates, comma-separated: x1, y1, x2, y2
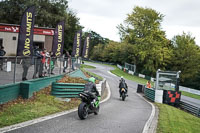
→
(171, 33, 200, 88)
(83, 30, 109, 58)
(117, 6, 172, 76)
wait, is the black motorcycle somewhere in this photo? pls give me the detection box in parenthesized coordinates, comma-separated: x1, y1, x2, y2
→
(78, 91, 101, 120)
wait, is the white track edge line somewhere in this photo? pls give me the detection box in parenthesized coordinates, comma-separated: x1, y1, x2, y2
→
(136, 93, 155, 133)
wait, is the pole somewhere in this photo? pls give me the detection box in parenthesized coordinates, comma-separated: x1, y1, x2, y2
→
(49, 56, 51, 77)
(59, 57, 61, 74)
(13, 56, 17, 83)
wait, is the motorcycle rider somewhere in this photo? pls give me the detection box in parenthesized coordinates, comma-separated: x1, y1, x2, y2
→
(84, 77, 100, 106)
(119, 76, 128, 97)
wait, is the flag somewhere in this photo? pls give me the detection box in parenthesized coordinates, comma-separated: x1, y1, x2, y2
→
(52, 21, 65, 57)
(17, 6, 35, 56)
(82, 34, 91, 59)
(72, 30, 82, 57)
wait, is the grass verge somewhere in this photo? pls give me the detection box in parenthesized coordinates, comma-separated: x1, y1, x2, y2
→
(80, 64, 96, 69)
(156, 103, 200, 133)
(181, 91, 200, 100)
(0, 87, 80, 128)
(110, 65, 148, 85)
(80, 64, 103, 81)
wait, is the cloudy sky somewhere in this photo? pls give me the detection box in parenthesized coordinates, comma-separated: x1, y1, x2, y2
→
(68, 0, 200, 45)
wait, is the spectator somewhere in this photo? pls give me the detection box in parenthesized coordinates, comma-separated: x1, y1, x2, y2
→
(146, 81, 151, 88)
(50, 52, 56, 75)
(40, 48, 47, 77)
(0, 46, 6, 70)
(32, 46, 42, 78)
(22, 57, 31, 81)
(63, 51, 70, 73)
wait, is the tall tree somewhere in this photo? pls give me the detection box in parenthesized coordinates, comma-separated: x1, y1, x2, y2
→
(171, 33, 200, 88)
(117, 6, 172, 76)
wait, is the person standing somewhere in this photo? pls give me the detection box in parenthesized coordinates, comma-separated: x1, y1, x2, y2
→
(39, 48, 47, 77)
(146, 81, 151, 88)
(63, 51, 70, 73)
(49, 51, 56, 75)
(0, 46, 6, 70)
(22, 57, 31, 81)
(32, 46, 42, 78)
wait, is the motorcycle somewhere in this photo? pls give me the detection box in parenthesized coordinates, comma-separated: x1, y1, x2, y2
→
(120, 87, 127, 101)
(78, 91, 101, 120)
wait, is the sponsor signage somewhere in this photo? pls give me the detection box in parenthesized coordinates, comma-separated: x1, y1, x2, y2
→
(0, 25, 54, 36)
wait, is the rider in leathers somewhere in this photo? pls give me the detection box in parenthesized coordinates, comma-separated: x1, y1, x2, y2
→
(84, 77, 100, 105)
(119, 76, 128, 97)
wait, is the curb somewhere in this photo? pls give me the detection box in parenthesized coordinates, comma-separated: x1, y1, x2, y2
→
(0, 81, 111, 133)
(136, 93, 157, 133)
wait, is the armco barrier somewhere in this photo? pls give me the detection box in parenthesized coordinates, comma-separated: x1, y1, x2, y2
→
(144, 88, 155, 102)
(180, 101, 200, 117)
(51, 82, 85, 98)
(51, 79, 107, 98)
(0, 75, 64, 104)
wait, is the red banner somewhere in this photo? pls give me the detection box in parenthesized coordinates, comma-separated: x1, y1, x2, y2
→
(0, 25, 54, 36)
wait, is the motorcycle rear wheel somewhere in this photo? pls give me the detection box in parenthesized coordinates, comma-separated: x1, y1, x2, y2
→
(122, 92, 126, 101)
(78, 102, 88, 120)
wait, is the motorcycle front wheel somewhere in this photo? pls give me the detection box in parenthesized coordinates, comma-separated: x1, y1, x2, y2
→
(94, 105, 100, 115)
(78, 102, 88, 120)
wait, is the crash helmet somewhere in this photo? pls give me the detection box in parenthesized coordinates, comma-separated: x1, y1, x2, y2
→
(89, 77, 95, 83)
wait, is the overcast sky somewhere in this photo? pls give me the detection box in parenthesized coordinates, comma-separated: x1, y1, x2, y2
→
(68, 0, 200, 45)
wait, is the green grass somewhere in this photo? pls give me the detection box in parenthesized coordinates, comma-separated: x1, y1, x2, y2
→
(0, 91, 80, 128)
(110, 65, 149, 85)
(181, 91, 200, 100)
(80, 64, 103, 81)
(80, 68, 103, 81)
(156, 103, 200, 133)
(80, 64, 96, 69)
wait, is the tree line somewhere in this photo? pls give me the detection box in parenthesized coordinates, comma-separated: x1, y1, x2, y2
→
(90, 6, 200, 90)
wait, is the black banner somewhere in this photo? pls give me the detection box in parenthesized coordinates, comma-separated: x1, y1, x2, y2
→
(72, 30, 82, 57)
(82, 34, 91, 59)
(52, 21, 65, 57)
(17, 6, 35, 56)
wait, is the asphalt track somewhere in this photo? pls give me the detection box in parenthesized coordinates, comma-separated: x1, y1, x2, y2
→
(6, 62, 152, 133)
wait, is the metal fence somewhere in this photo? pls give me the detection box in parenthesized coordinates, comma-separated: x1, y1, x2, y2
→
(0, 56, 81, 85)
(179, 101, 200, 117)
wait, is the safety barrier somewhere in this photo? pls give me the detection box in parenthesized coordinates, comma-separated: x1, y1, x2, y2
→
(0, 83, 21, 104)
(144, 88, 155, 102)
(51, 82, 85, 98)
(0, 74, 64, 104)
(179, 101, 200, 117)
(51, 79, 107, 98)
